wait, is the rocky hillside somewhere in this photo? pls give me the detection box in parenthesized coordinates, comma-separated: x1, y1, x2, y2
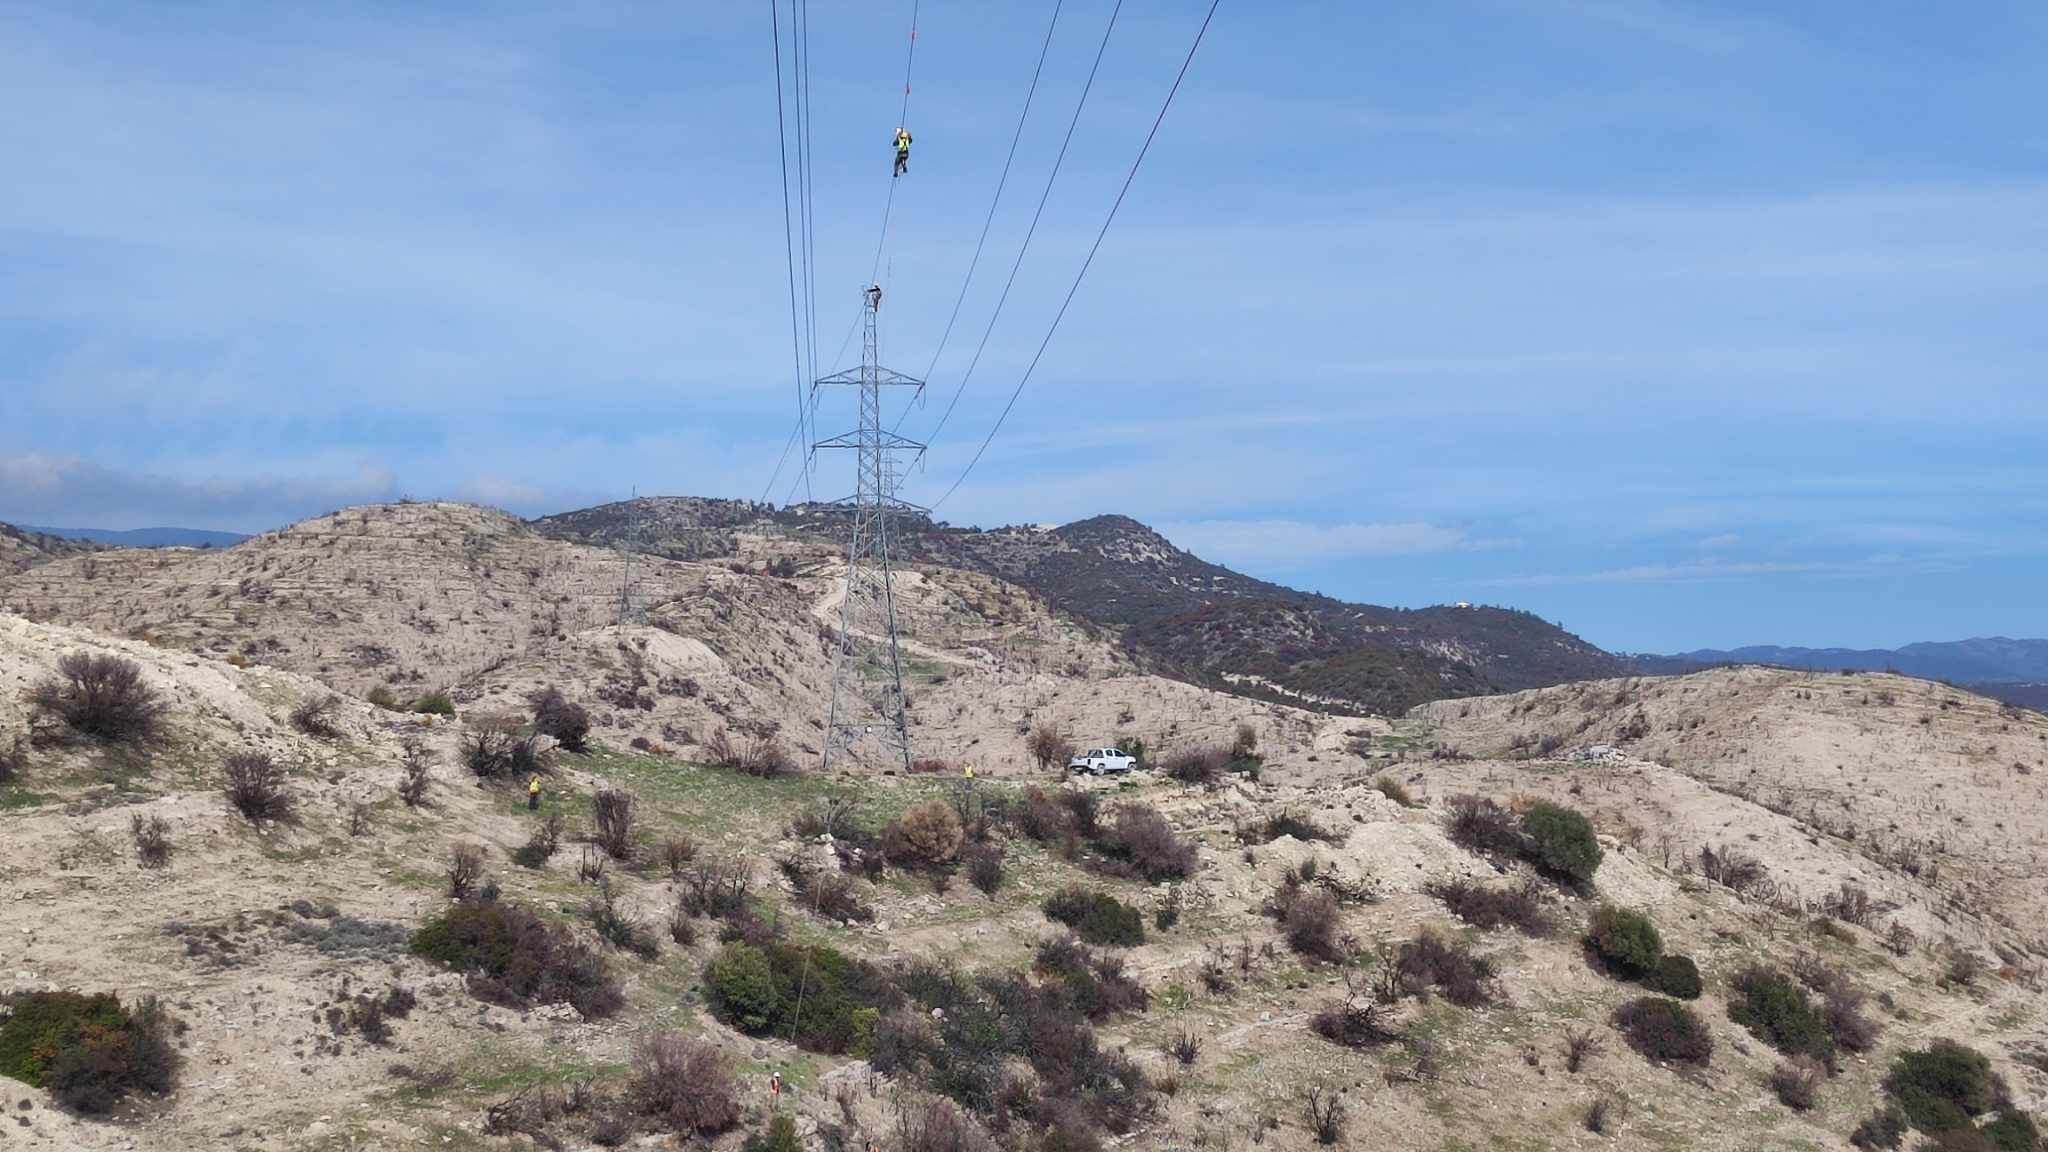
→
(0, 501, 1326, 774)
(1, 521, 98, 574)
(1412, 668, 2048, 954)
(1, 605, 2041, 1151)
(535, 499, 1627, 715)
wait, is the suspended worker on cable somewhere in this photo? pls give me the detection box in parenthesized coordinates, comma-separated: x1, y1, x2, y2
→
(893, 126, 913, 177)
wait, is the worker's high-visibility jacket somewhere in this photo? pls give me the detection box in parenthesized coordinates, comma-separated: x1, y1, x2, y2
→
(896, 133, 912, 153)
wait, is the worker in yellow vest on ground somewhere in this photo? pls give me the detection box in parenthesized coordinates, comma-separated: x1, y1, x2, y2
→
(527, 773, 541, 811)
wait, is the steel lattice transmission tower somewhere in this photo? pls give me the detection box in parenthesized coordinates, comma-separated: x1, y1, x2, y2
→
(812, 283, 922, 772)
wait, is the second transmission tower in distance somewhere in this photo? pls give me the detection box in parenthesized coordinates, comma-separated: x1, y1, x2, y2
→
(813, 283, 922, 773)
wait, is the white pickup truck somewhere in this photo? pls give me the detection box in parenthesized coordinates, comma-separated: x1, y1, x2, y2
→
(1068, 747, 1137, 775)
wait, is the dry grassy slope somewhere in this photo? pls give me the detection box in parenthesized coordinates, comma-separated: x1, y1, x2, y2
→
(0, 615, 540, 1150)
(0, 502, 687, 696)
(2, 616, 2045, 1151)
(1412, 668, 2048, 953)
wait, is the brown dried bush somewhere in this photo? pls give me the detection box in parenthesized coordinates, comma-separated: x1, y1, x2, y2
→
(658, 836, 698, 878)
(1772, 1056, 1826, 1112)
(1446, 794, 1523, 857)
(223, 752, 295, 823)
(130, 813, 173, 869)
(1394, 929, 1496, 1007)
(1095, 803, 1195, 881)
(704, 727, 795, 778)
(592, 788, 639, 861)
(530, 686, 590, 752)
(1426, 877, 1552, 936)
(1028, 723, 1076, 772)
(0, 733, 23, 784)
(1283, 889, 1346, 963)
(884, 799, 965, 869)
(448, 844, 485, 899)
(290, 695, 342, 738)
(397, 739, 432, 807)
(627, 1033, 739, 1135)
(28, 653, 164, 742)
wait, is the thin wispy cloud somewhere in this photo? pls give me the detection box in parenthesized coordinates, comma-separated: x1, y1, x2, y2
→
(1158, 520, 1514, 569)
(1482, 558, 1869, 588)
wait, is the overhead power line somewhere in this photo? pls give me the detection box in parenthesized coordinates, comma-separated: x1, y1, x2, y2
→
(770, 0, 806, 502)
(763, 0, 811, 504)
(930, 0, 1223, 512)
(906, 0, 1066, 421)
(917, 0, 1122, 453)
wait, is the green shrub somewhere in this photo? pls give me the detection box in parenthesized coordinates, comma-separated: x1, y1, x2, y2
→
(411, 690, 456, 716)
(1982, 1112, 2041, 1152)
(744, 1114, 803, 1152)
(1522, 801, 1602, 885)
(702, 941, 894, 1054)
(0, 991, 180, 1113)
(1043, 887, 1146, 947)
(410, 901, 622, 1018)
(1589, 904, 1662, 975)
(1728, 966, 1834, 1064)
(1646, 954, 1703, 1000)
(1612, 997, 1712, 1065)
(1883, 1040, 2010, 1137)
(365, 685, 400, 710)
(703, 944, 779, 1031)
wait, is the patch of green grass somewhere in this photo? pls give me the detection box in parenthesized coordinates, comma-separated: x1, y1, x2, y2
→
(385, 1038, 625, 1109)
(0, 787, 55, 810)
(259, 836, 347, 865)
(1988, 1002, 2034, 1030)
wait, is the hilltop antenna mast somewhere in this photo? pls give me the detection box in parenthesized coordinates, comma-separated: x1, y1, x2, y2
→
(814, 283, 922, 772)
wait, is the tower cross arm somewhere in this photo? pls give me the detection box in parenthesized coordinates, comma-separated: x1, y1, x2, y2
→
(811, 430, 927, 453)
(814, 367, 925, 389)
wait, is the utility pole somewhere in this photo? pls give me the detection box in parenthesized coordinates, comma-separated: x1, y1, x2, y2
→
(616, 485, 640, 626)
(813, 283, 921, 772)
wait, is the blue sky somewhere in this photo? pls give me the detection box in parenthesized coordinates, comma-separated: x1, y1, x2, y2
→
(1, 1, 2044, 653)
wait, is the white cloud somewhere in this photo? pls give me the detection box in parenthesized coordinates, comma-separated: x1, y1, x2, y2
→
(1157, 519, 1509, 568)
(1694, 532, 1741, 550)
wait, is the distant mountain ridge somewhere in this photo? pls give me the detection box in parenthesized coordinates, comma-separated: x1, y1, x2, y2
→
(1630, 638, 2048, 714)
(1635, 637, 2048, 684)
(534, 498, 1627, 714)
(18, 524, 251, 549)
